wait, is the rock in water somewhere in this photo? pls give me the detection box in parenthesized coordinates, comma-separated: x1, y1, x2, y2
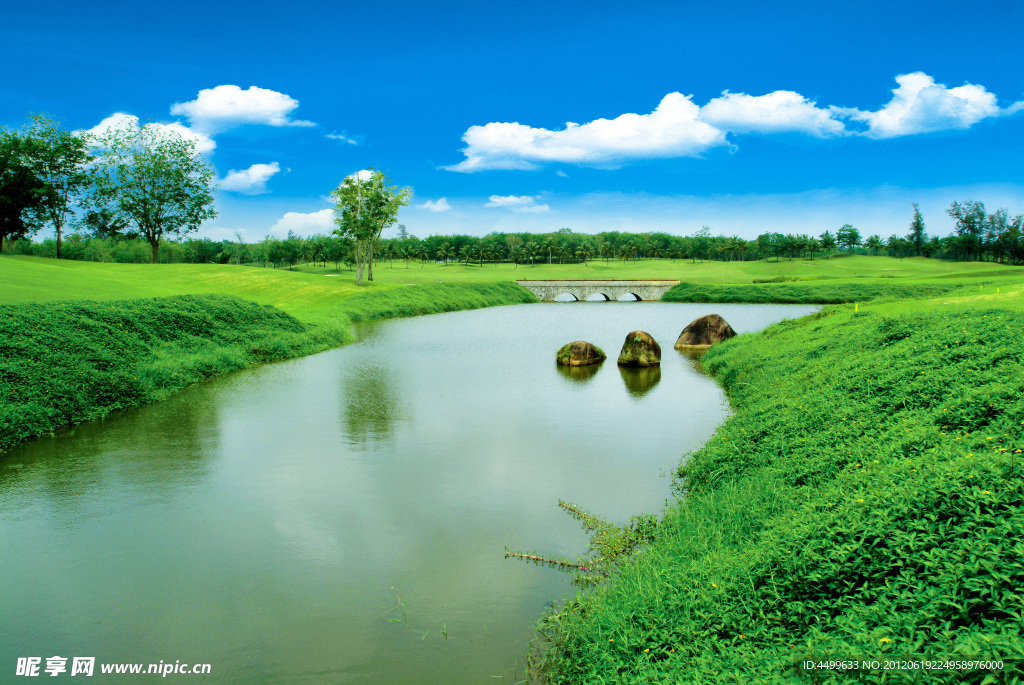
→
(617, 330, 661, 367)
(556, 340, 607, 366)
(675, 314, 737, 349)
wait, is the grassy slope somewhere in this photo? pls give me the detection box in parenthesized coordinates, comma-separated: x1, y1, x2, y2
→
(0, 256, 537, 453)
(535, 288, 1024, 683)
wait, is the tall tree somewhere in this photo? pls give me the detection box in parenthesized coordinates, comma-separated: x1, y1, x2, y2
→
(330, 169, 411, 285)
(836, 224, 861, 253)
(946, 200, 986, 261)
(22, 115, 92, 259)
(907, 203, 926, 256)
(89, 122, 217, 263)
(819, 230, 837, 258)
(0, 130, 53, 252)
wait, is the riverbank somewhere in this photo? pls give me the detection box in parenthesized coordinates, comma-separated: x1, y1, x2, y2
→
(531, 292, 1024, 683)
(0, 282, 536, 454)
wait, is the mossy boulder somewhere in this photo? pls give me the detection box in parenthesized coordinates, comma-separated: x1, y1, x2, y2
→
(556, 340, 607, 366)
(617, 330, 661, 367)
(674, 314, 737, 349)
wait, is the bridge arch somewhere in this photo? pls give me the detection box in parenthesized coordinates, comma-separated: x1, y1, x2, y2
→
(516, 280, 680, 302)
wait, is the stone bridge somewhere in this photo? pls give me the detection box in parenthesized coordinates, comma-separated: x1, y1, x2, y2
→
(516, 280, 680, 302)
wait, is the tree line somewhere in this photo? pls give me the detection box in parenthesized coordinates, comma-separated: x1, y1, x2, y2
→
(4, 115, 1023, 271)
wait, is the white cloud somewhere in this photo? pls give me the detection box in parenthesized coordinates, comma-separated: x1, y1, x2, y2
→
(219, 162, 281, 195)
(839, 72, 1007, 139)
(485, 195, 550, 212)
(445, 73, 1023, 171)
(445, 92, 726, 172)
(83, 112, 217, 154)
(420, 197, 452, 212)
(556, 170, 569, 177)
(327, 131, 357, 144)
(170, 85, 316, 133)
(270, 208, 334, 234)
(700, 90, 845, 137)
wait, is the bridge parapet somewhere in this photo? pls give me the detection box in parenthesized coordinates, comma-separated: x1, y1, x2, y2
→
(516, 280, 680, 302)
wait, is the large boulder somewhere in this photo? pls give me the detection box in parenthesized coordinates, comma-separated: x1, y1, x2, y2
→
(617, 330, 661, 367)
(674, 314, 737, 349)
(556, 340, 607, 366)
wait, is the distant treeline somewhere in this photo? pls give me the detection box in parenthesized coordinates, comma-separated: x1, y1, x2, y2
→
(4, 201, 1022, 267)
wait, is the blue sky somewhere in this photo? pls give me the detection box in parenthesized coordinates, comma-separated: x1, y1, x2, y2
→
(3, 0, 1022, 241)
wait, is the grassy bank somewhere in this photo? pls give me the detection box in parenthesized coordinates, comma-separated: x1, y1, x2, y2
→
(0, 282, 536, 454)
(661, 280, 970, 303)
(533, 297, 1024, 683)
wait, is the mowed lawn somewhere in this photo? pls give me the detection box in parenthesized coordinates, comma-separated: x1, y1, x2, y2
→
(3, 254, 1023, 325)
(295, 253, 1024, 285)
(0, 256, 386, 326)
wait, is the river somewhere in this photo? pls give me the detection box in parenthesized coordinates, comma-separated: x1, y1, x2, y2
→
(0, 302, 817, 683)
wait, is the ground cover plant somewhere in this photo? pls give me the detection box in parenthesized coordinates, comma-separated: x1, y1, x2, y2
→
(531, 295, 1024, 684)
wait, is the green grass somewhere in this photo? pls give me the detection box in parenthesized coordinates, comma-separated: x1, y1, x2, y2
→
(0, 258, 536, 453)
(290, 254, 1024, 285)
(532, 293, 1024, 683)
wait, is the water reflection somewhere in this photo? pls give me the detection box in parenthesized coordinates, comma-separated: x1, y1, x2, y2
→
(341, 362, 405, 445)
(555, 363, 602, 384)
(619, 365, 661, 397)
(676, 347, 710, 364)
(1, 301, 820, 685)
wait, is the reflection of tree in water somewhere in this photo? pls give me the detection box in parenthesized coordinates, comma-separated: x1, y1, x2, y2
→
(556, 362, 601, 384)
(342, 363, 405, 445)
(619, 365, 661, 397)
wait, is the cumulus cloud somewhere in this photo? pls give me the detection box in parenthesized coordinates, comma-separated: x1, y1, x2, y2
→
(83, 112, 217, 154)
(270, 208, 334, 234)
(700, 90, 845, 137)
(485, 195, 550, 212)
(446, 92, 726, 172)
(420, 197, 452, 212)
(838, 72, 1007, 139)
(445, 72, 1022, 172)
(219, 162, 281, 195)
(170, 85, 315, 133)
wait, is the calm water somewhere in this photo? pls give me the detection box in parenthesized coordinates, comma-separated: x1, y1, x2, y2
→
(1, 302, 817, 683)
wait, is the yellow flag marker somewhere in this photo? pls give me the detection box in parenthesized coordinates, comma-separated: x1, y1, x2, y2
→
(855, 303, 859, 311)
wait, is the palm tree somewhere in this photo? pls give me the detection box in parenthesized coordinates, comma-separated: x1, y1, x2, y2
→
(540, 237, 554, 265)
(865, 235, 883, 256)
(436, 242, 452, 266)
(819, 230, 837, 259)
(524, 241, 539, 266)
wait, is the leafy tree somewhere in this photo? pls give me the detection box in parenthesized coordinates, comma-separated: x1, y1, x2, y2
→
(89, 121, 217, 263)
(865, 234, 883, 256)
(907, 203, 926, 256)
(946, 200, 986, 261)
(20, 115, 92, 259)
(836, 224, 861, 253)
(0, 130, 53, 252)
(330, 169, 411, 284)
